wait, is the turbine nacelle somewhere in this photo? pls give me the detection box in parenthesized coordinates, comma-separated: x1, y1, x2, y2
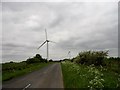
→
(46, 40, 50, 42)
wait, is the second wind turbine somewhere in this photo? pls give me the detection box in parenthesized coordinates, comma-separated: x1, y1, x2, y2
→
(37, 29, 54, 60)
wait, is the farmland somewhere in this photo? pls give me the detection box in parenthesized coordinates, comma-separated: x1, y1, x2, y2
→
(2, 54, 51, 81)
(2, 51, 120, 89)
(2, 62, 51, 81)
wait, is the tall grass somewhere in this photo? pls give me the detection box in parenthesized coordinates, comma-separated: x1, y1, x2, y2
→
(2, 62, 51, 81)
(61, 61, 120, 88)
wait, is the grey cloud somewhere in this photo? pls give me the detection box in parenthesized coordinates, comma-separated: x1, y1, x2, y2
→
(2, 54, 28, 62)
(2, 2, 118, 62)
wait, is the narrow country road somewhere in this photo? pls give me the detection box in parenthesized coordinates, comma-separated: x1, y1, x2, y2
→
(2, 63, 64, 89)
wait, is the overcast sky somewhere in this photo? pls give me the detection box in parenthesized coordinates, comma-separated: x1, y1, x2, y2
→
(2, 2, 118, 62)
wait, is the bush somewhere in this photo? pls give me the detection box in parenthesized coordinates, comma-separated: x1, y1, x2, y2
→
(49, 59, 53, 62)
(104, 57, 120, 73)
(26, 58, 39, 64)
(74, 51, 108, 66)
(35, 54, 42, 59)
(26, 54, 46, 64)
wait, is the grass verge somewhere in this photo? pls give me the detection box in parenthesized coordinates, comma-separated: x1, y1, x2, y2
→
(2, 63, 51, 82)
(61, 61, 120, 88)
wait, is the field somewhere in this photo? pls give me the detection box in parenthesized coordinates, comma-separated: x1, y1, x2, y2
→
(61, 61, 120, 88)
(2, 52, 120, 89)
(2, 62, 51, 81)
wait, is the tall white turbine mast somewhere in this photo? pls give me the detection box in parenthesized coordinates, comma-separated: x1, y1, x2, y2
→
(37, 29, 55, 60)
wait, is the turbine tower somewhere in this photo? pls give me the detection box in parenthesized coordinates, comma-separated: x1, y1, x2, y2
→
(68, 51, 71, 59)
(38, 29, 54, 60)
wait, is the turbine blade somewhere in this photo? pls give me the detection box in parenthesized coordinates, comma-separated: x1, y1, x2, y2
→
(45, 28, 47, 40)
(37, 40, 47, 49)
(49, 40, 56, 43)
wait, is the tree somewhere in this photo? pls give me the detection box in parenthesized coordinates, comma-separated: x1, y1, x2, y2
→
(35, 54, 42, 59)
(49, 59, 53, 62)
(26, 54, 48, 64)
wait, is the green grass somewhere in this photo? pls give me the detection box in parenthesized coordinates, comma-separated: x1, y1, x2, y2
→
(61, 61, 120, 88)
(61, 61, 89, 88)
(102, 70, 119, 88)
(2, 62, 51, 81)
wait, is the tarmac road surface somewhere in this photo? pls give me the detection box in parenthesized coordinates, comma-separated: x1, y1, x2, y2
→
(2, 63, 64, 89)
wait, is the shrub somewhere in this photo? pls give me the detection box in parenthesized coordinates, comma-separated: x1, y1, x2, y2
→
(26, 58, 39, 64)
(35, 54, 42, 59)
(49, 59, 53, 62)
(104, 57, 120, 73)
(26, 54, 46, 64)
(74, 50, 108, 66)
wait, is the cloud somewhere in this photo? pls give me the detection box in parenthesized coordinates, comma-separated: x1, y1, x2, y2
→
(2, 2, 118, 62)
(2, 0, 119, 2)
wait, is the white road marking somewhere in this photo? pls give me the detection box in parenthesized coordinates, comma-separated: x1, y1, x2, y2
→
(23, 84, 31, 90)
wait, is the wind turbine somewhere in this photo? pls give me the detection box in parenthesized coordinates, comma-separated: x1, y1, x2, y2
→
(37, 29, 55, 60)
(68, 51, 71, 59)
